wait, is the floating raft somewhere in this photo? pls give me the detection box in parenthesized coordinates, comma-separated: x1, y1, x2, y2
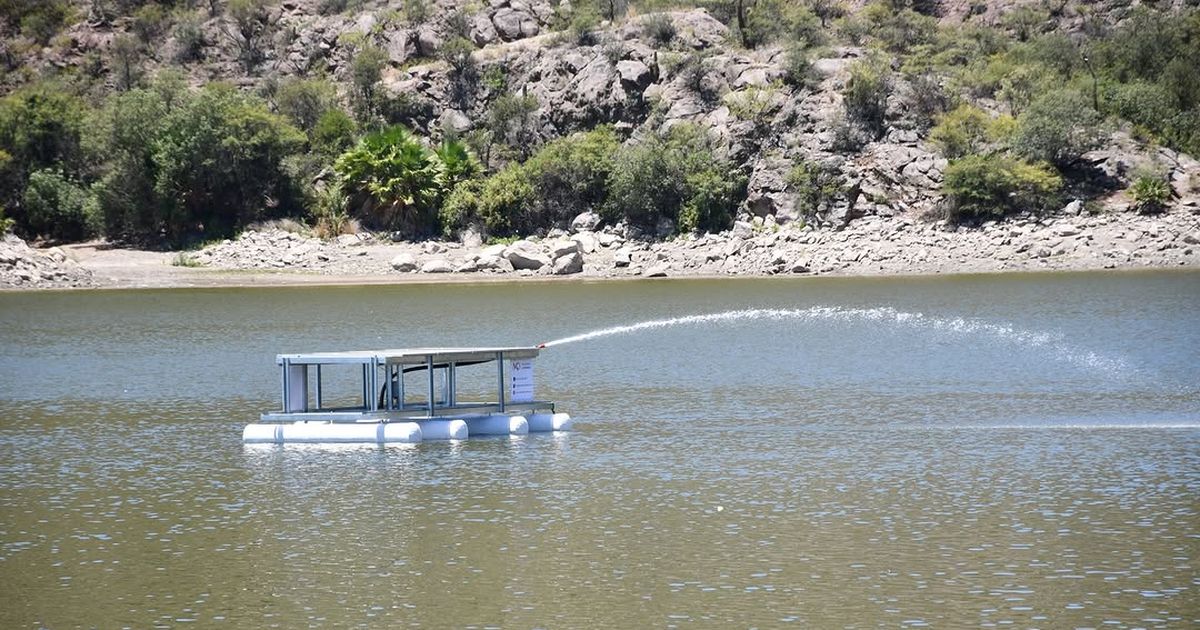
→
(244, 346, 571, 444)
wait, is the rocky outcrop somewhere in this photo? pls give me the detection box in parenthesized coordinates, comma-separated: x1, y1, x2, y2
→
(0, 235, 94, 289)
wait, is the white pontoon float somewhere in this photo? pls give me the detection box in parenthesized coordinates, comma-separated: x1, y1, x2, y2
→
(243, 346, 571, 444)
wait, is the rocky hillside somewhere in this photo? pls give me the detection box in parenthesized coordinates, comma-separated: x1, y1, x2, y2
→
(2, 0, 1198, 254)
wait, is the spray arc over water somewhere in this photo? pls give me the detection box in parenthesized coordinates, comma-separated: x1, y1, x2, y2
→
(541, 306, 1129, 375)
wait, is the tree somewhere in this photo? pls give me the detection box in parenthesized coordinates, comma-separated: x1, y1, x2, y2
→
(0, 83, 87, 235)
(22, 169, 97, 241)
(223, 0, 271, 71)
(275, 78, 337, 134)
(153, 85, 306, 243)
(942, 154, 1061, 222)
(487, 91, 539, 160)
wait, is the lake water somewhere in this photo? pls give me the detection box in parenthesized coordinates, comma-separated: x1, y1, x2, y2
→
(1, 272, 1198, 628)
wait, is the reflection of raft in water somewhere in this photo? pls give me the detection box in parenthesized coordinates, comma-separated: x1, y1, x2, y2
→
(243, 346, 571, 444)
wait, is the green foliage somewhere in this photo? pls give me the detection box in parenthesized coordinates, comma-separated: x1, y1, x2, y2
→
(225, 0, 270, 70)
(85, 86, 169, 241)
(434, 140, 481, 190)
(476, 163, 534, 236)
(840, 56, 892, 143)
(405, 0, 429, 25)
(22, 169, 98, 241)
(1011, 89, 1105, 166)
(350, 44, 388, 122)
(334, 125, 445, 235)
(605, 123, 744, 233)
(0, 206, 14, 234)
(1130, 172, 1172, 214)
(457, 127, 619, 236)
(941, 154, 1062, 223)
(643, 13, 676, 47)
(781, 45, 817, 89)
(861, 2, 937, 53)
(928, 104, 991, 158)
(439, 177, 485, 237)
(738, 0, 823, 49)
(312, 109, 357, 156)
(787, 159, 845, 217)
(172, 10, 206, 63)
(0, 82, 87, 235)
(14, 0, 71, 45)
(275, 78, 337, 133)
(487, 91, 539, 160)
(132, 3, 169, 43)
(152, 85, 306, 243)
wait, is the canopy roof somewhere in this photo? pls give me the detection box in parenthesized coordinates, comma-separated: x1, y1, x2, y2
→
(276, 346, 541, 365)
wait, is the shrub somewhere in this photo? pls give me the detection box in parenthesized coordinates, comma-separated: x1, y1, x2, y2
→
(941, 154, 1061, 222)
(476, 163, 535, 236)
(172, 10, 206, 62)
(1129, 172, 1172, 215)
(781, 45, 817, 89)
(84, 87, 168, 241)
(18, 0, 70, 45)
(1011, 89, 1104, 166)
(312, 109, 357, 156)
(643, 13, 676, 46)
(928, 104, 990, 158)
(487, 92, 539, 159)
(275, 78, 337, 133)
(787, 159, 845, 217)
(334, 125, 444, 236)
(132, 3, 169, 44)
(605, 123, 744, 234)
(433, 139, 481, 190)
(350, 44, 388, 121)
(22, 169, 97, 241)
(0, 83, 87, 230)
(225, 0, 270, 70)
(842, 56, 892, 141)
(439, 178, 484, 237)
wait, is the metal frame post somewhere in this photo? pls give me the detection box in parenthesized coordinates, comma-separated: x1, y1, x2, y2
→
(496, 351, 505, 412)
(426, 356, 435, 415)
(315, 365, 323, 410)
(385, 362, 394, 410)
(281, 359, 290, 412)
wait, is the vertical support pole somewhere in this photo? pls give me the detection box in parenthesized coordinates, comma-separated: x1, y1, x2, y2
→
(496, 352, 505, 413)
(281, 359, 289, 413)
(448, 362, 457, 407)
(369, 358, 379, 411)
(315, 364, 323, 410)
(361, 363, 368, 410)
(426, 356, 435, 415)
(398, 365, 405, 410)
(385, 361, 393, 411)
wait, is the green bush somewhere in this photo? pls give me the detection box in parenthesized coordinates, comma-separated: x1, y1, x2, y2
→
(643, 13, 676, 46)
(434, 139, 481, 190)
(457, 127, 618, 236)
(0, 83, 87, 233)
(132, 3, 169, 43)
(842, 56, 892, 141)
(439, 178, 485, 237)
(787, 159, 845, 217)
(153, 85, 306, 243)
(22, 169, 97, 241)
(85, 87, 168, 241)
(334, 125, 445, 236)
(312, 109, 357, 156)
(1011, 89, 1105, 166)
(275, 78, 337, 133)
(605, 123, 744, 233)
(16, 0, 70, 45)
(928, 104, 991, 158)
(1130, 173, 1172, 214)
(941, 154, 1061, 222)
(172, 10, 206, 63)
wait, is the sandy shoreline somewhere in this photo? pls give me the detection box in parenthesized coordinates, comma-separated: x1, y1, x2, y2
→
(3, 208, 1198, 291)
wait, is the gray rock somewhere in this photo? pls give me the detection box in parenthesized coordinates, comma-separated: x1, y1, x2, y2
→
(571, 211, 601, 231)
(613, 247, 633, 267)
(390, 253, 417, 272)
(460, 227, 483, 248)
(420, 259, 454, 273)
(470, 13, 499, 46)
(643, 264, 669, 277)
(552, 250, 584, 275)
(548, 239, 580, 259)
(439, 109, 472, 134)
(416, 25, 441, 57)
(493, 8, 538, 41)
(480, 243, 507, 258)
(504, 241, 550, 270)
(1063, 199, 1084, 215)
(1055, 224, 1081, 237)
(615, 60, 653, 91)
(571, 231, 598, 253)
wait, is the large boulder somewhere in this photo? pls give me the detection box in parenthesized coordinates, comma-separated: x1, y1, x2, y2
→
(552, 250, 584, 275)
(571, 211, 601, 231)
(548, 239, 580, 259)
(616, 60, 653, 91)
(493, 8, 539, 41)
(504, 241, 550, 270)
(420, 259, 454, 273)
(390, 253, 417, 272)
